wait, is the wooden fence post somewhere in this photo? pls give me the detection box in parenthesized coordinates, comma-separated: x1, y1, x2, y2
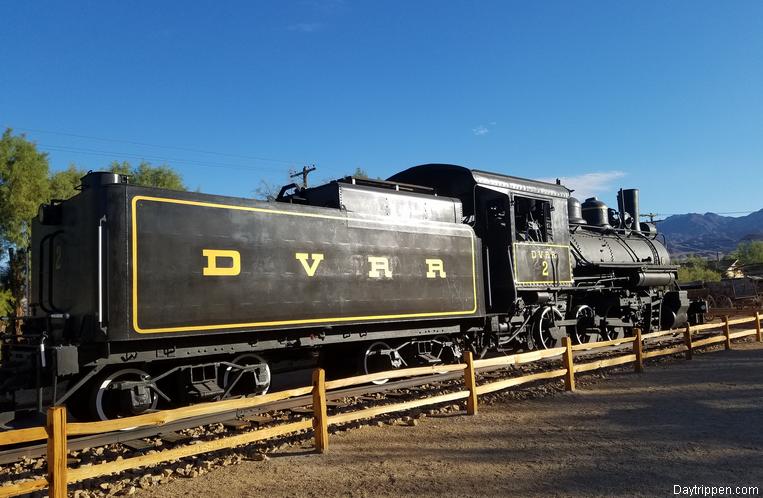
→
(755, 311, 761, 343)
(47, 406, 67, 498)
(562, 337, 575, 391)
(633, 328, 644, 373)
(723, 316, 732, 350)
(312, 368, 329, 453)
(683, 324, 693, 360)
(463, 351, 478, 415)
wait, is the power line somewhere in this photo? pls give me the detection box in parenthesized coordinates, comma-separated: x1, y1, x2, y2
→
(7, 125, 303, 165)
(12, 125, 762, 214)
(38, 143, 290, 173)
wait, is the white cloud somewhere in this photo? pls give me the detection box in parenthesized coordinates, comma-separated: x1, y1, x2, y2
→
(288, 22, 323, 33)
(472, 125, 489, 136)
(473, 121, 497, 136)
(540, 171, 626, 200)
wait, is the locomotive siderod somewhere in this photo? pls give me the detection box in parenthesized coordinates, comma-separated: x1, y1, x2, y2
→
(0, 164, 704, 422)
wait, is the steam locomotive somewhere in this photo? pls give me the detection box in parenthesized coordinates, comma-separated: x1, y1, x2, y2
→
(0, 164, 703, 422)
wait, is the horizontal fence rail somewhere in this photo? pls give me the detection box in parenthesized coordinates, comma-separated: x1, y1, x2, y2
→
(323, 363, 466, 390)
(0, 427, 47, 447)
(68, 386, 314, 437)
(1, 310, 760, 498)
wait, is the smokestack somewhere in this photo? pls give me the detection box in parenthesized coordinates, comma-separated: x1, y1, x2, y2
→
(617, 188, 640, 232)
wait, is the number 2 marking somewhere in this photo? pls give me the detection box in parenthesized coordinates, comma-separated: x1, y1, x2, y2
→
(55, 245, 63, 270)
(541, 260, 549, 276)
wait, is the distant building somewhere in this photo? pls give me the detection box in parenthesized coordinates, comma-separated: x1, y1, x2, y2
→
(714, 258, 744, 279)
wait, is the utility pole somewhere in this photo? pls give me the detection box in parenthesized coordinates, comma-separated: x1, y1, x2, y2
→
(641, 212, 659, 223)
(290, 165, 316, 189)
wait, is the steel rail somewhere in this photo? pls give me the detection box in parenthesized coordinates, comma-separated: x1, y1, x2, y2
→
(0, 372, 466, 465)
(0, 328, 744, 466)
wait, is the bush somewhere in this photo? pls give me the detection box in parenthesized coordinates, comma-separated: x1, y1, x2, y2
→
(678, 266, 722, 283)
(677, 256, 722, 283)
(733, 241, 763, 265)
(0, 288, 12, 317)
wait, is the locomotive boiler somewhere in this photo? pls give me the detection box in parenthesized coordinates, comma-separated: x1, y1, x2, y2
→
(389, 165, 698, 351)
(0, 164, 699, 422)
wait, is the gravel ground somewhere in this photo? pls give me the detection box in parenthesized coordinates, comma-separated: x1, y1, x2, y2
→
(141, 341, 763, 498)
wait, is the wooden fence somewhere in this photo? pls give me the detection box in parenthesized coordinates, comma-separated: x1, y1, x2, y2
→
(1, 311, 761, 498)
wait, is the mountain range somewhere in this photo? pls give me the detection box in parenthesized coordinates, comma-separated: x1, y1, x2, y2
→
(656, 209, 763, 256)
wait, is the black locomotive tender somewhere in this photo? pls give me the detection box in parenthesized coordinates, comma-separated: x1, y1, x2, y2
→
(0, 164, 704, 422)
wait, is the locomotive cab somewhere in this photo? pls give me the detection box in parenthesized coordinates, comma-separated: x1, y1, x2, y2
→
(474, 183, 574, 313)
(389, 164, 575, 349)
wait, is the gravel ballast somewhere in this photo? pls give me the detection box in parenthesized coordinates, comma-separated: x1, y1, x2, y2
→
(138, 341, 763, 498)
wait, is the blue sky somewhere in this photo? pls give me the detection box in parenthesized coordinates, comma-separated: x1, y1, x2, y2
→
(1, 0, 761, 216)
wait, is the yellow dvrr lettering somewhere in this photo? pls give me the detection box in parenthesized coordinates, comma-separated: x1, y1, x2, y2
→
(295, 252, 324, 277)
(202, 249, 241, 276)
(368, 256, 392, 278)
(425, 258, 446, 278)
(531, 250, 558, 260)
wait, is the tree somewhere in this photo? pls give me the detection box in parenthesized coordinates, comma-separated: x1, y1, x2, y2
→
(0, 263, 12, 322)
(254, 179, 280, 201)
(350, 167, 384, 180)
(0, 129, 51, 248)
(0, 288, 11, 317)
(353, 167, 385, 181)
(733, 241, 763, 266)
(109, 160, 131, 176)
(0, 136, 187, 318)
(677, 255, 722, 283)
(678, 265, 722, 283)
(108, 160, 186, 190)
(0, 285, 11, 332)
(0, 129, 50, 321)
(353, 167, 369, 179)
(50, 161, 186, 199)
(50, 164, 87, 200)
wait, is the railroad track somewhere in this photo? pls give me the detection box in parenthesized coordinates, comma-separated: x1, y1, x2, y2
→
(0, 324, 740, 467)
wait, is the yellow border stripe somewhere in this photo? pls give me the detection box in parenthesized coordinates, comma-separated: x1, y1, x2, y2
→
(131, 195, 478, 334)
(512, 241, 574, 285)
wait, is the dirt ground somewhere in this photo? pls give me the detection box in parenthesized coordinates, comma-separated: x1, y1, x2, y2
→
(144, 342, 763, 497)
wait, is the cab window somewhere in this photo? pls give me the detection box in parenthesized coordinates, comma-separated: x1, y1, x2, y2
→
(514, 196, 551, 242)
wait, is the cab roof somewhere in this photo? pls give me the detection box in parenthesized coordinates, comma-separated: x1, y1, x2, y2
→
(388, 164, 570, 199)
